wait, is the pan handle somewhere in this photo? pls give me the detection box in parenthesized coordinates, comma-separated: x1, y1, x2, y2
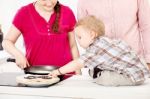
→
(7, 58, 16, 63)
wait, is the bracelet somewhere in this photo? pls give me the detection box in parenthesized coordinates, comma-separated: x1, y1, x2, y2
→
(57, 68, 63, 75)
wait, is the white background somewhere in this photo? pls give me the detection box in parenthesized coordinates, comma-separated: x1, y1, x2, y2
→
(0, 0, 78, 33)
(0, 0, 150, 55)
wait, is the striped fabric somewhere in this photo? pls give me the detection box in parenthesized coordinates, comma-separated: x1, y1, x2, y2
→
(79, 36, 150, 83)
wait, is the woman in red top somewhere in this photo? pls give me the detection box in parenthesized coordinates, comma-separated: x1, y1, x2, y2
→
(2, 0, 80, 74)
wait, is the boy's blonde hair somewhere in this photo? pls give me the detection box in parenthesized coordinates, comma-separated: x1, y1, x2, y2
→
(76, 16, 105, 37)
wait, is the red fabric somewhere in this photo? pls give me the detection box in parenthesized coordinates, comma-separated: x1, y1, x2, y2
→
(12, 3, 76, 67)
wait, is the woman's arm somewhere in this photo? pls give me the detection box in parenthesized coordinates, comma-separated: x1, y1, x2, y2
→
(2, 25, 29, 69)
(138, 0, 150, 69)
(68, 31, 81, 74)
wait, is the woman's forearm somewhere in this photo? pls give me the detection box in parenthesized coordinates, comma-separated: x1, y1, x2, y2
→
(138, 0, 150, 63)
(69, 31, 81, 74)
(71, 44, 81, 74)
(2, 39, 24, 58)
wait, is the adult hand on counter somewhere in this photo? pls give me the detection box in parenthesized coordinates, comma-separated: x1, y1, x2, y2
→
(15, 54, 30, 69)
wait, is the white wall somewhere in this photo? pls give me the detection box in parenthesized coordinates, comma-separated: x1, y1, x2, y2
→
(0, 0, 78, 33)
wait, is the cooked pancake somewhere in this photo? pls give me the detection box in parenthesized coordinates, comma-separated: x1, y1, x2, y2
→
(16, 74, 60, 87)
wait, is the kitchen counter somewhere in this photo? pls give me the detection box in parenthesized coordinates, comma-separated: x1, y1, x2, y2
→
(0, 62, 150, 99)
(0, 75, 150, 99)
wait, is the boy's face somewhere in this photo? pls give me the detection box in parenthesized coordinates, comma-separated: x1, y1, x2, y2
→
(75, 26, 94, 49)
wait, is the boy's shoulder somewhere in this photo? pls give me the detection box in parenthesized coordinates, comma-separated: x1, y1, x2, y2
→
(94, 36, 112, 46)
(97, 36, 128, 47)
(93, 36, 132, 51)
(86, 36, 110, 53)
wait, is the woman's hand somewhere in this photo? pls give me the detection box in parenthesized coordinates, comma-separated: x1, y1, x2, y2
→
(15, 54, 30, 69)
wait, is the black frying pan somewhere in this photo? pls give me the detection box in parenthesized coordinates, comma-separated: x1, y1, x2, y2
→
(4, 58, 63, 87)
(7, 58, 58, 75)
(24, 66, 58, 75)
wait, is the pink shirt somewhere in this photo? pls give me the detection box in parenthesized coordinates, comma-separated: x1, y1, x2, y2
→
(13, 3, 76, 67)
(78, 0, 150, 63)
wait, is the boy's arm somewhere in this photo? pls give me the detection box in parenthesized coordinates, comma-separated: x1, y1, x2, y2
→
(50, 59, 84, 77)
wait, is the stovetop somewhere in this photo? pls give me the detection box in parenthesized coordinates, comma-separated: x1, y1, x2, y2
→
(0, 72, 24, 87)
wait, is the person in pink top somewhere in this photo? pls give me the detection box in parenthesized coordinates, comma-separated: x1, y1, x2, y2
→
(77, 0, 150, 69)
(2, 0, 80, 75)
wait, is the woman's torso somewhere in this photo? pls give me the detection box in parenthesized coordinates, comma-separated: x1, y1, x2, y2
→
(14, 3, 76, 67)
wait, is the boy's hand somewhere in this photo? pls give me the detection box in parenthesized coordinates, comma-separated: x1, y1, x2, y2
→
(75, 70, 82, 75)
(48, 70, 60, 78)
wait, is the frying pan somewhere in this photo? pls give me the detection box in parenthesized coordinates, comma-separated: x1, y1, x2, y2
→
(7, 58, 73, 80)
(7, 58, 58, 75)
(24, 66, 58, 75)
(4, 58, 62, 87)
